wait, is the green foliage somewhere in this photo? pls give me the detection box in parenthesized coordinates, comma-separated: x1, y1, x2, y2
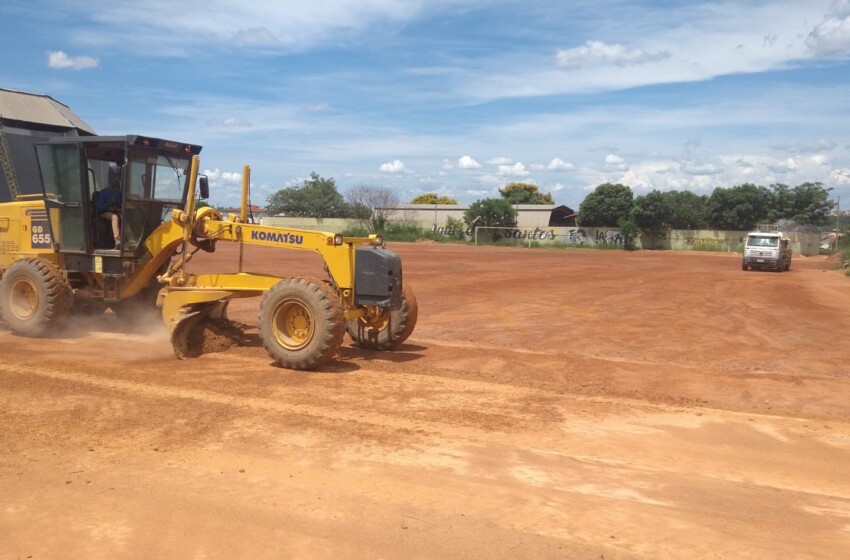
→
(578, 183, 634, 227)
(498, 182, 555, 204)
(767, 182, 834, 226)
(616, 216, 640, 250)
(703, 182, 833, 230)
(632, 191, 672, 246)
(463, 198, 518, 230)
(664, 190, 708, 229)
(266, 172, 350, 218)
(443, 216, 467, 240)
(411, 193, 458, 204)
(706, 183, 772, 231)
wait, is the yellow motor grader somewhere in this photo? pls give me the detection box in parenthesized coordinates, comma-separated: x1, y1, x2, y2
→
(0, 134, 416, 369)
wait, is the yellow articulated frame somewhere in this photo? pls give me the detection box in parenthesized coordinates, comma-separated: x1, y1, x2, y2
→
(159, 272, 281, 331)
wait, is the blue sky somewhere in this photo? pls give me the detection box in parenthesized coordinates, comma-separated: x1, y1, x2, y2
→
(2, 0, 850, 210)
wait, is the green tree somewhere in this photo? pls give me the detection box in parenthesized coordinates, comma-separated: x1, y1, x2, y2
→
(785, 182, 834, 225)
(578, 183, 634, 226)
(266, 172, 349, 218)
(617, 216, 640, 251)
(463, 198, 517, 230)
(411, 193, 458, 204)
(498, 182, 555, 204)
(706, 183, 772, 231)
(632, 191, 672, 248)
(664, 190, 708, 230)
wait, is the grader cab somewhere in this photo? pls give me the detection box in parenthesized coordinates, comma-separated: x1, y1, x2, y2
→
(0, 134, 416, 369)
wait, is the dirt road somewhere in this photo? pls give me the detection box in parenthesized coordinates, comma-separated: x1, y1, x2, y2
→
(2, 243, 849, 559)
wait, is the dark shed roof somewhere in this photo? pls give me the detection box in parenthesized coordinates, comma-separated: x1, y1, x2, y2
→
(0, 88, 95, 134)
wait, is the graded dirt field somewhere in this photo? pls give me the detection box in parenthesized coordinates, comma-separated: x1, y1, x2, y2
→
(2, 243, 849, 559)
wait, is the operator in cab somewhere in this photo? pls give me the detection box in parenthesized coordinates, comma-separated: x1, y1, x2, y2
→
(97, 171, 122, 249)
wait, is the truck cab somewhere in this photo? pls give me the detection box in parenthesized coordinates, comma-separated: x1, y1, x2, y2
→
(742, 229, 792, 272)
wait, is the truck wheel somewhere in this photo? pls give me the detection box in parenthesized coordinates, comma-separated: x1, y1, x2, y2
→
(0, 258, 73, 337)
(258, 277, 345, 370)
(741, 261, 747, 271)
(347, 283, 418, 350)
(785, 259, 791, 271)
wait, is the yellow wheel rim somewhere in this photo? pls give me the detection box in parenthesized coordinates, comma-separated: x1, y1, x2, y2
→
(9, 277, 38, 321)
(273, 299, 314, 350)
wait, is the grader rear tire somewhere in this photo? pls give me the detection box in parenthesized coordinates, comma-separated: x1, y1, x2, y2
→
(0, 258, 73, 337)
(258, 277, 345, 370)
(347, 283, 418, 350)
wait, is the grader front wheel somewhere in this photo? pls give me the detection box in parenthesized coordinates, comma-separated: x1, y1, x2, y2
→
(258, 277, 345, 370)
(347, 283, 418, 350)
(0, 258, 73, 337)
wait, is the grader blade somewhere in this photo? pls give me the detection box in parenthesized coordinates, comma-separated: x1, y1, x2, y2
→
(170, 300, 240, 359)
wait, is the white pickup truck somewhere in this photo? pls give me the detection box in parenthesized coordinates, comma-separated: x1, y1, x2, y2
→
(742, 230, 792, 272)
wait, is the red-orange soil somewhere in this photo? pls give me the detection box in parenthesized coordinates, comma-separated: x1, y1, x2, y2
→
(2, 243, 849, 559)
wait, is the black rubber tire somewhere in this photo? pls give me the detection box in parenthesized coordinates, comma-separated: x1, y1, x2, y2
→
(0, 258, 73, 337)
(347, 282, 418, 350)
(785, 259, 791, 271)
(258, 277, 345, 370)
(741, 261, 747, 271)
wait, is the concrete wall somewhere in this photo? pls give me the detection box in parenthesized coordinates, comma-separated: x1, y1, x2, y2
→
(261, 216, 823, 256)
(262, 217, 359, 233)
(377, 204, 565, 229)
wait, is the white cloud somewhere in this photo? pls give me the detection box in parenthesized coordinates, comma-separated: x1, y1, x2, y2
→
(682, 163, 724, 176)
(204, 168, 243, 184)
(807, 1, 850, 57)
(767, 157, 800, 174)
(232, 27, 279, 47)
(547, 157, 575, 171)
(487, 156, 513, 165)
(555, 41, 670, 68)
(604, 154, 627, 171)
(47, 50, 99, 70)
(441, 159, 454, 170)
(458, 155, 481, 169)
(210, 117, 252, 128)
(831, 169, 850, 183)
(70, 2, 423, 56)
(497, 162, 529, 177)
(379, 159, 408, 174)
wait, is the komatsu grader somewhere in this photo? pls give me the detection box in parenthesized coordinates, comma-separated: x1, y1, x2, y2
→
(0, 134, 416, 369)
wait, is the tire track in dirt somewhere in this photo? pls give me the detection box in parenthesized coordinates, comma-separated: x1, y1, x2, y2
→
(4, 360, 850, 502)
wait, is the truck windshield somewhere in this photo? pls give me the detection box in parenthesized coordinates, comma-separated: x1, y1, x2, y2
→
(126, 151, 191, 202)
(747, 236, 779, 247)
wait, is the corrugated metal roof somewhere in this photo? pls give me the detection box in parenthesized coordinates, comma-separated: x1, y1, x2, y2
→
(0, 88, 95, 134)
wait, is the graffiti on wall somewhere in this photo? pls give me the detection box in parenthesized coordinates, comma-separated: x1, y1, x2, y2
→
(564, 228, 624, 246)
(431, 224, 557, 240)
(684, 238, 723, 248)
(595, 230, 624, 246)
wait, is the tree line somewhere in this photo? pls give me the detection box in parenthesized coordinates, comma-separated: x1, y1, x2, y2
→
(577, 182, 835, 235)
(265, 174, 835, 237)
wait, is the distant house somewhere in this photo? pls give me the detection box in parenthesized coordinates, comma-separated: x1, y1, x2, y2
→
(547, 205, 577, 227)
